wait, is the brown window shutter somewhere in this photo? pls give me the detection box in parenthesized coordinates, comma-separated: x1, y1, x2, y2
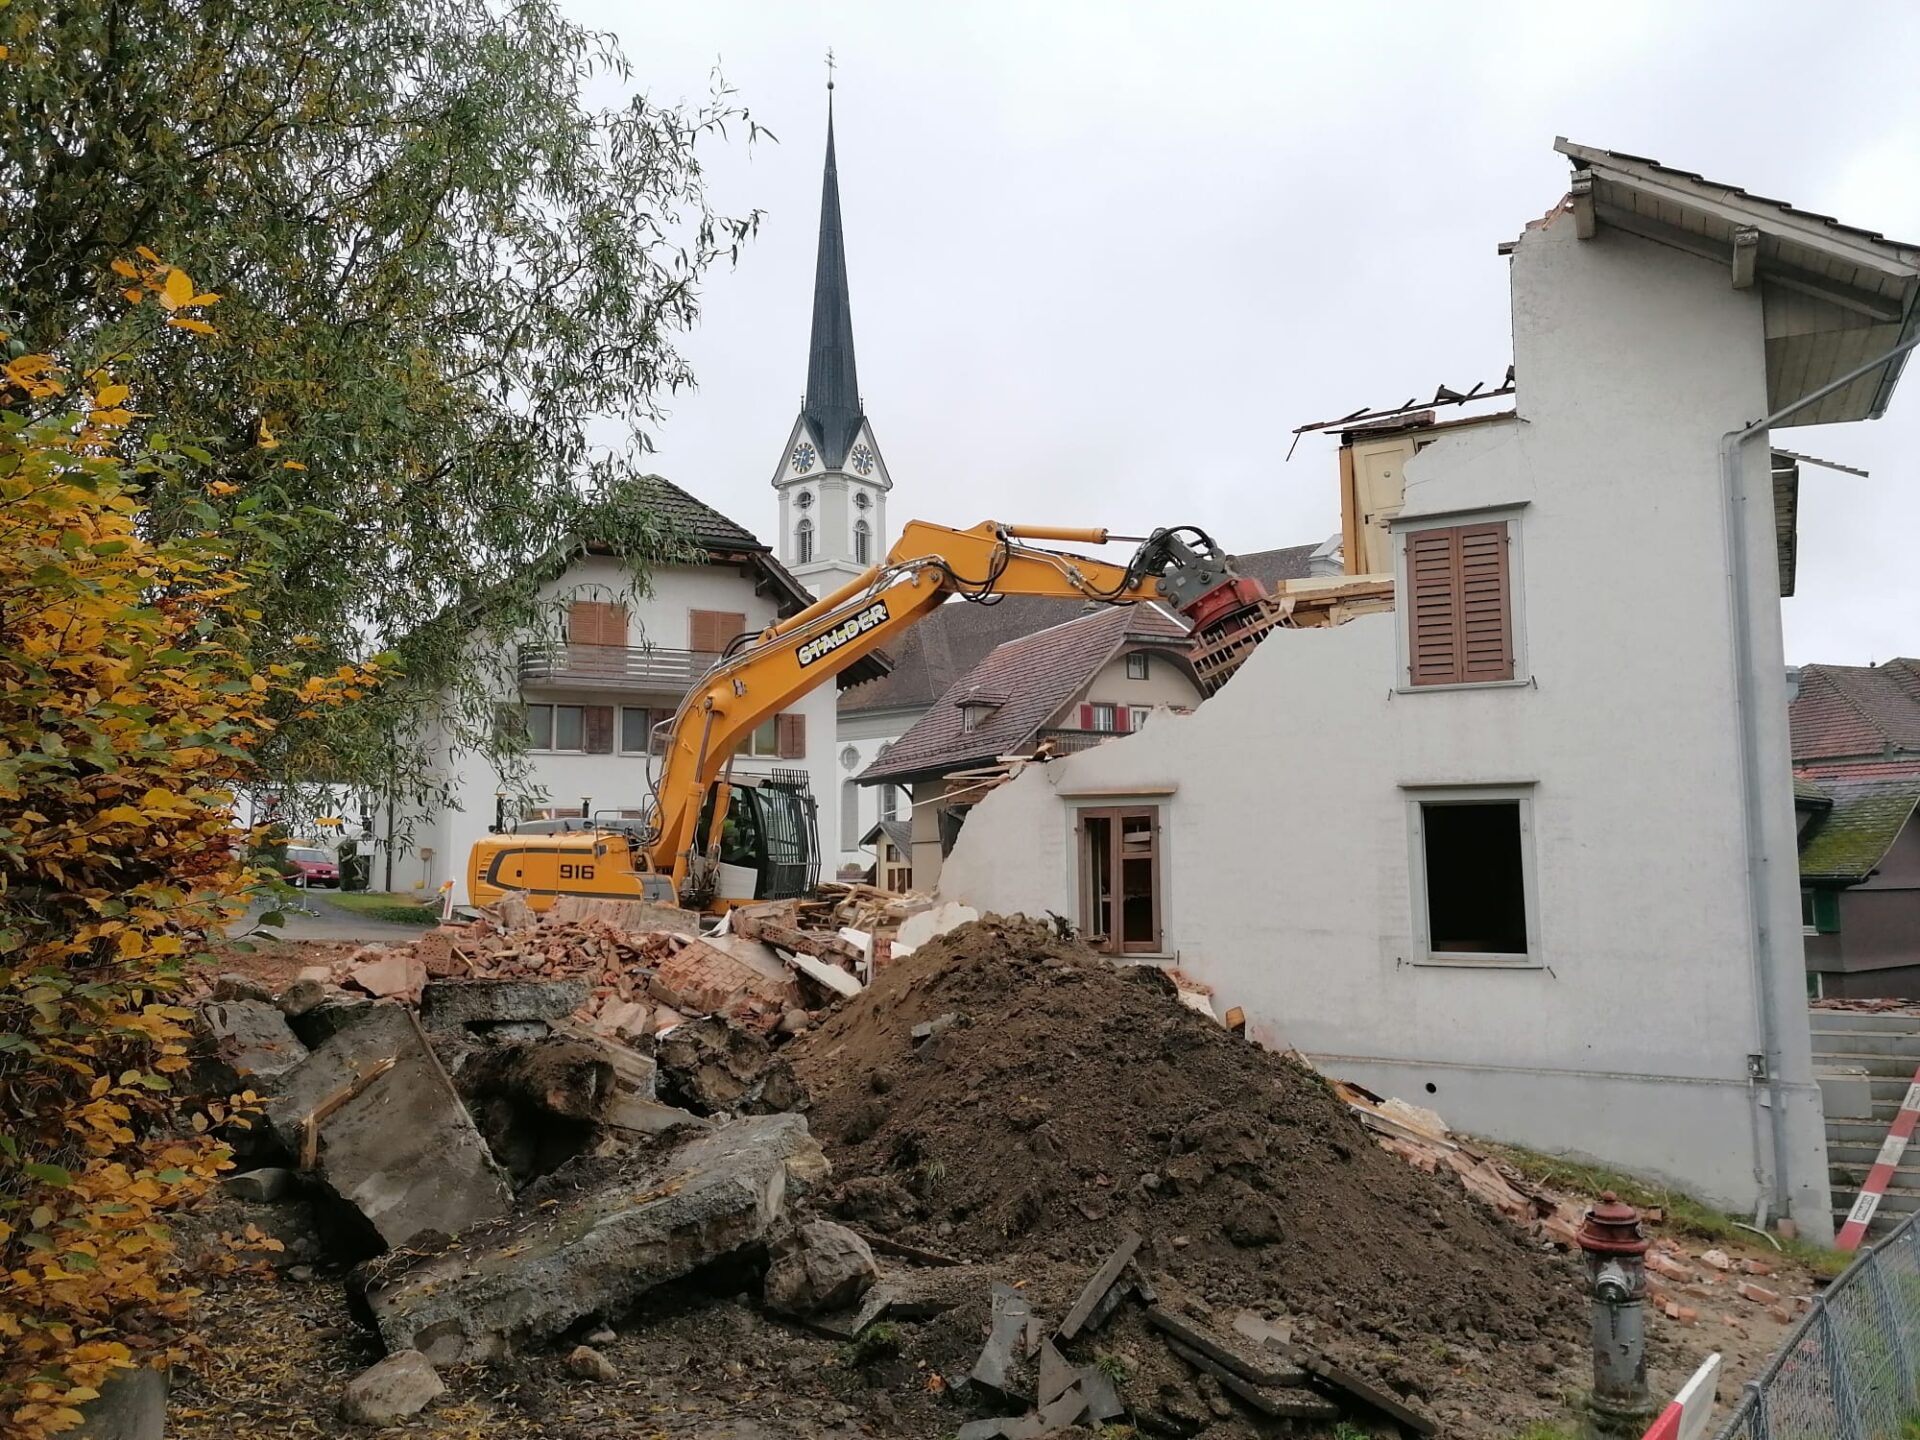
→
(1407, 527, 1462, 686)
(1406, 523, 1512, 686)
(601, 603, 628, 647)
(568, 600, 601, 645)
(776, 712, 806, 759)
(689, 609, 747, 654)
(583, 705, 614, 754)
(1457, 523, 1514, 682)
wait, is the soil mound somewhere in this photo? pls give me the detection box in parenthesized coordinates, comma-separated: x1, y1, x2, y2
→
(790, 916, 1579, 1359)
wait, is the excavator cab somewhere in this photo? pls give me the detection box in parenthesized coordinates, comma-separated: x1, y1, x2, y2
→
(689, 771, 820, 905)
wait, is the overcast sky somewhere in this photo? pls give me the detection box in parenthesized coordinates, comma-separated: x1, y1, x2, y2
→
(575, 1, 1920, 666)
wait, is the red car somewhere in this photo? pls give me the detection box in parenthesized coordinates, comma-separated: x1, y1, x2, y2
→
(285, 846, 339, 888)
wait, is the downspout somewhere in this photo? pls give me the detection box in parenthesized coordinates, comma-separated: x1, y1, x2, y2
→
(1720, 330, 1920, 1223)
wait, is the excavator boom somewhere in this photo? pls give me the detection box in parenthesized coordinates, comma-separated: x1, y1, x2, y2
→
(469, 518, 1266, 913)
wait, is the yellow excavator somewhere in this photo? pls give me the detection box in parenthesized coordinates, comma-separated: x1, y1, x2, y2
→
(468, 519, 1269, 915)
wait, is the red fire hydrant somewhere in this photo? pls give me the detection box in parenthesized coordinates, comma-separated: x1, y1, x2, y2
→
(1578, 1192, 1658, 1438)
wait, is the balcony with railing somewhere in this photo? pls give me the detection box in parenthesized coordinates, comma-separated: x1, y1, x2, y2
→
(517, 642, 722, 692)
(1035, 727, 1121, 755)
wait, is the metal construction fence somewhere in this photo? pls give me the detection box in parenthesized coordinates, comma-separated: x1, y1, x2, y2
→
(1713, 1210, 1920, 1440)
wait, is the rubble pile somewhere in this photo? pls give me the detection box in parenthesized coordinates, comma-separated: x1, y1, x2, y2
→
(174, 908, 1630, 1438)
(789, 916, 1589, 1432)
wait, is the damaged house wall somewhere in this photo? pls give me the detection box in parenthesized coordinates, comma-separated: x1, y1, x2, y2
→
(939, 212, 1832, 1236)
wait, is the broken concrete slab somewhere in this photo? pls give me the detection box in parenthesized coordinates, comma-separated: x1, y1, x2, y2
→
(1163, 1337, 1339, 1420)
(457, 1034, 620, 1181)
(276, 976, 329, 1018)
(1058, 1232, 1141, 1341)
(356, 1114, 827, 1364)
(345, 948, 427, 1003)
(221, 1166, 296, 1203)
(910, 1012, 958, 1044)
(780, 947, 864, 999)
(1146, 1305, 1304, 1389)
(420, 977, 590, 1031)
(212, 972, 275, 1003)
(603, 1093, 712, 1136)
(287, 993, 376, 1048)
(763, 1220, 878, 1316)
(266, 1003, 511, 1251)
(1286, 1342, 1438, 1435)
(968, 1281, 1031, 1404)
(196, 999, 309, 1092)
(339, 1350, 443, 1425)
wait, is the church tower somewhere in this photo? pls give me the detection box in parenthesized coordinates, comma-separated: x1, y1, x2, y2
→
(772, 79, 891, 596)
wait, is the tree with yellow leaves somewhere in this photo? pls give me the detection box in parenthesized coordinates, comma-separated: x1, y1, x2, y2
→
(0, 264, 373, 1436)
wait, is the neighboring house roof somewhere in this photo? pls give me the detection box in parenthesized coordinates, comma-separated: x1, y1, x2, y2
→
(1791, 660, 1920, 764)
(638, 474, 765, 552)
(1554, 140, 1920, 425)
(861, 818, 913, 855)
(839, 594, 1103, 715)
(1793, 775, 1833, 810)
(1234, 544, 1319, 591)
(860, 605, 1194, 785)
(1799, 777, 1920, 883)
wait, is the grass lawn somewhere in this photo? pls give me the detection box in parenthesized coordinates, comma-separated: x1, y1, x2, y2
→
(322, 890, 441, 925)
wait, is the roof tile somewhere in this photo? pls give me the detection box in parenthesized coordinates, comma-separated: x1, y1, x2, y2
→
(1791, 661, 1920, 763)
(1799, 777, 1920, 882)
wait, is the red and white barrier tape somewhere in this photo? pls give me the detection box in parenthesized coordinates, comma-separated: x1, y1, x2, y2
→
(1836, 1062, 1920, 1251)
(1640, 1352, 1722, 1440)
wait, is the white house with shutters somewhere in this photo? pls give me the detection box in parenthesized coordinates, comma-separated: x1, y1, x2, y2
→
(938, 140, 1920, 1241)
(393, 477, 876, 904)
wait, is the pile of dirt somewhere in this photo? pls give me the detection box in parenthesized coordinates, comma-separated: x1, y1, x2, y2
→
(790, 916, 1584, 1408)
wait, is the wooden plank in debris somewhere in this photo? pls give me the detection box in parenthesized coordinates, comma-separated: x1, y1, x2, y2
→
(779, 947, 863, 998)
(546, 894, 698, 934)
(749, 919, 862, 965)
(853, 1230, 964, 1267)
(1058, 1232, 1142, 1341)
(1162, 1338, 1339, 1421)
(1145, 1306, 1302, 1389)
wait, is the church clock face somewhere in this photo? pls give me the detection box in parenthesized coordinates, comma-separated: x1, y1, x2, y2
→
(851, 443, 874, 476)
(791, 442, 816, 474)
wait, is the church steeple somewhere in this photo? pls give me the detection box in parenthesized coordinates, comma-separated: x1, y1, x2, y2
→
(772, 63, 892, 598)
(803, 85, 863, 469)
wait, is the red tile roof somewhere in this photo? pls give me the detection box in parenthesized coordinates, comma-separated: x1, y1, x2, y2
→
(1791, 660, 1920, 764)
(859, 605, 1193, 784)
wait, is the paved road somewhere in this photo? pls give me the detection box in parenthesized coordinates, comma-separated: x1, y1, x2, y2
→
(230, 893, 434, 944)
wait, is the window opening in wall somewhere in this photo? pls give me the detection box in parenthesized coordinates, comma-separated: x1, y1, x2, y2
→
(796, 518, 814, 564)
(1126, 652, 1150, 680)
(619, 706, 663, 755)
(854, 520, 871, 565)
(526, 703, 586, 752)
(747, 718, 780, 757)
(1129, 706, 1152, 731)
(880, 784, 899, 821)
(1420, 800, 1526, 955)
(1089, 702, 1117, 733)
(1405, 521, 1515, 687)
(1079, 806, 1162, 954)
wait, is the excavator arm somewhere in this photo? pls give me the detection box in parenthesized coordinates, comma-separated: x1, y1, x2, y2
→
(644, 519, 1264, 895)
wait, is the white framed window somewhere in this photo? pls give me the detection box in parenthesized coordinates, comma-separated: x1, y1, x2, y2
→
(619, 705, 663, 756)
(1129, 706, 1152, 731)
(1404, 784, 1540, 967)
(880, 784, 900, 821)
(854, 520, 871, 566)
(526, 703, 587, 753)
(1126, 652, 1150, 681)
(1392, 504, 1530, 693)
(795, 518, 814, 564)
(1088, 702, 1118, 733)
(746, 718, 780, 757)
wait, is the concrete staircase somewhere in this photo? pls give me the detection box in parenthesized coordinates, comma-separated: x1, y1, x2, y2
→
(1812, 1009, 1920, 1239)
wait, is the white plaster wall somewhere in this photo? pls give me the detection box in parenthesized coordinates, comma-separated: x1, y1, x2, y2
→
(940, 216, 1831, 1235)
(396, 556, 840, 903)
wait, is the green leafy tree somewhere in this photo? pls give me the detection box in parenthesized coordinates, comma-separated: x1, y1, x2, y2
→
(0, 0, 764, 817)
